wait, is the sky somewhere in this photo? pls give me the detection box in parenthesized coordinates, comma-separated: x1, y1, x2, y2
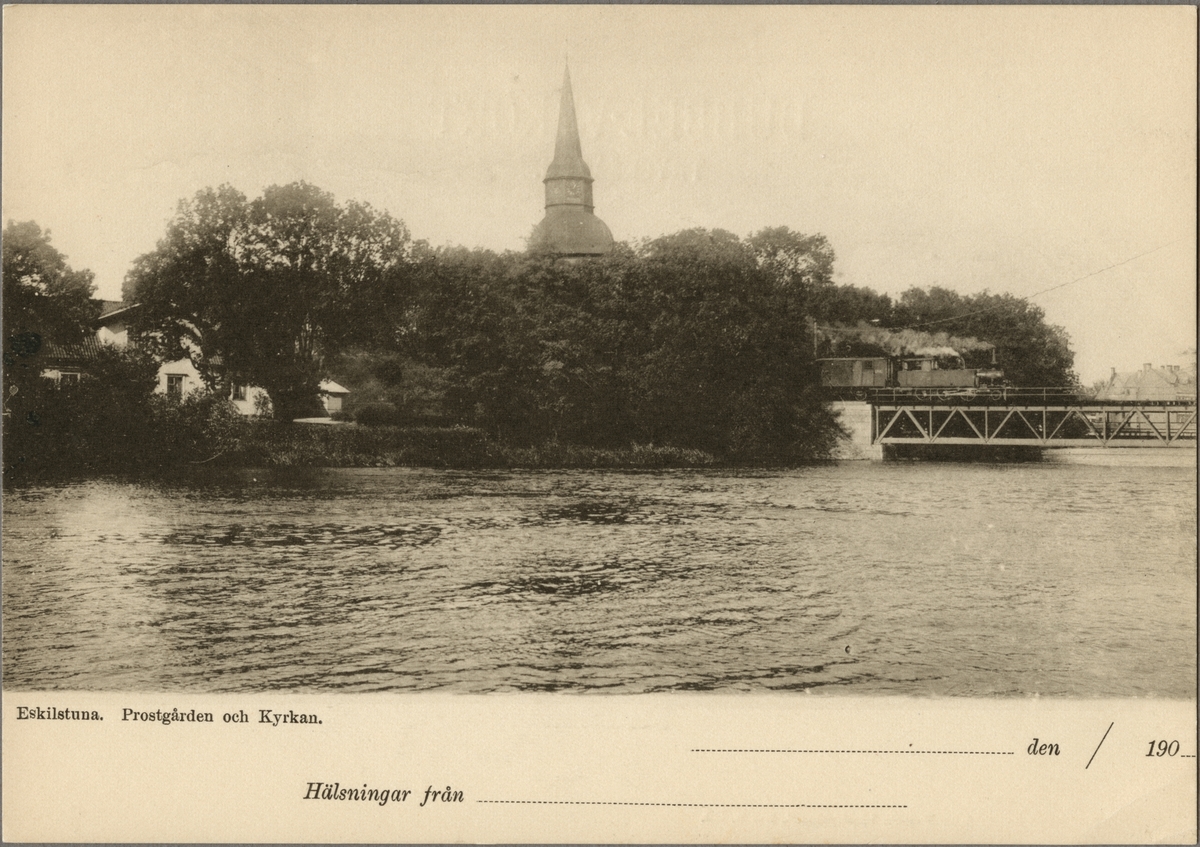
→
(3, 5, 1195, 384)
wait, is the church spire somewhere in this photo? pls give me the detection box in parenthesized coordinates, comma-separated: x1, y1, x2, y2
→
(545, 64, 592, 182)
(530, 63, 613, 257)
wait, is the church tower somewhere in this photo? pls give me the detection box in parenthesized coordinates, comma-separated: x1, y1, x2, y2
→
(529, 64, 614, 256)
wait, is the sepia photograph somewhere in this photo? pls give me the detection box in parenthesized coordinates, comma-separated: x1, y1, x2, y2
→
(2, 4, 1195, 843)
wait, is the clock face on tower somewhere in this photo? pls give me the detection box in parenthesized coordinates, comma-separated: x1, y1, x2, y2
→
(549, 179, 588, 206)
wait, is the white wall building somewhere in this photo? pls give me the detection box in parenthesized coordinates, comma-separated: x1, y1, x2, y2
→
(92, 301, 348, 416)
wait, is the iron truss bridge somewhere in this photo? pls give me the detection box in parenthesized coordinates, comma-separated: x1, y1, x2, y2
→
(872, 399, 1197, 448)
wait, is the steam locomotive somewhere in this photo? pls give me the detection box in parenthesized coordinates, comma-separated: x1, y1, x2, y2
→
(818, 351, 1005, 400)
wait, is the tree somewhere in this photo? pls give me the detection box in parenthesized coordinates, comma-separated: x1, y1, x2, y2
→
(126, 183, 414, 420)
(627, 228, 837, 458)
(395, 231, 842, 460)
(3, 345, 164, 478)
(747, 226, 836, 293)
(894, 287, 1076, 387)
(808, 284, 896, 329)
(2, 220, 97, 389)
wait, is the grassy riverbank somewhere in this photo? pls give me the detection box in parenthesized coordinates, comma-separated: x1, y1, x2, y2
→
(6, 384, 850, 485)
(233, 422, 718, 469)
(3, 417, 725, 483)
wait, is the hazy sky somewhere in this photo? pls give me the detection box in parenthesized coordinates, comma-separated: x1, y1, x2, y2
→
(3, 5, 1194, 383)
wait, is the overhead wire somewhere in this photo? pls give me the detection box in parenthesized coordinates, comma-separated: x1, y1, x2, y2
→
(904, 236, 1188, 330)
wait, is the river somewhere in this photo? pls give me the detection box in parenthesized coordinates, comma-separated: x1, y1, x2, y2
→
(3, 452, 1195, 695)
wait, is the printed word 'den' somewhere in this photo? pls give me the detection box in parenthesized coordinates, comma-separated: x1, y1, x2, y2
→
(1027, 738, 1060, 756)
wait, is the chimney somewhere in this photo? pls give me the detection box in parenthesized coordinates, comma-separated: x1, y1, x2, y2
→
(1110, 367, 1116, 379)
(1143, 363, 1152, 372)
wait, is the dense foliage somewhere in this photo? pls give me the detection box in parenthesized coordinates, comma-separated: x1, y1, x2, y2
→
(7, 182, 1084, 478)
(2, 221, 98, 392)
(892, 287, 1077, 387)
(812, 283, 1077, 387)
(378, 228, 844, 462)
(124, 183, 415, 420)
(3, 347, 242, 477)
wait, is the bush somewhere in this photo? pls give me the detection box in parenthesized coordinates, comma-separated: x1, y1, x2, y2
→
(2, 348, 251, 480)
(147, 392, 246, 464)
(352, 401, 399, 426)
(3, 347, 161, 478)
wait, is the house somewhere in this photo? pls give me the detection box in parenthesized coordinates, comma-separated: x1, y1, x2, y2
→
(39, 336, 104, 386)
(94, 299, 136, 347)
(51, 300, 350, 416)
(319, 380, 350, 414)
(1095, 363, 1197, 402)
(95, 300, 206, 400)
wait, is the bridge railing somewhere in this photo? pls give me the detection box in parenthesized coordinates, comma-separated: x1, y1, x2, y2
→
(866, 387, 1197, 407)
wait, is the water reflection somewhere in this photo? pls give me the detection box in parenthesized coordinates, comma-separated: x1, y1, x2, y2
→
(3, 459, 1196, 695)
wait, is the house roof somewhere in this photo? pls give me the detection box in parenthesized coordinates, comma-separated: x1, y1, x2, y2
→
(319, 380, 350, 395)
(96, 300, 140, 324)
(42, 336, 105, 365)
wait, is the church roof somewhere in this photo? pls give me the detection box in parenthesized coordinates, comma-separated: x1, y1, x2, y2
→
(530, 208, 614, 257)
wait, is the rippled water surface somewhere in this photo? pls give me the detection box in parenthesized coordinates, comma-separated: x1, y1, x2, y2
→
(4, 455, 1195, 695)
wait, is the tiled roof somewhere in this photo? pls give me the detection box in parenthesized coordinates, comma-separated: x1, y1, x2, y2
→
(42, 336, 105, 364)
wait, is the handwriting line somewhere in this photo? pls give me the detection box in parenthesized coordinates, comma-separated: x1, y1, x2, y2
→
(478, 800, 906, 808)
(693, 748, 1013, 755)
(1085, 722, 1114, 770)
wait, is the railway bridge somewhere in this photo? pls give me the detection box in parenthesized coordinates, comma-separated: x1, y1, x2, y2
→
(834, 391, 1196, 459)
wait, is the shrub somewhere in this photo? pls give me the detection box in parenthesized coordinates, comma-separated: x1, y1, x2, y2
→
(3, 346, 162, 478)
(147, 392, 246, 464)
(252, 390, 274, 419)
(353, 401, 399, 426)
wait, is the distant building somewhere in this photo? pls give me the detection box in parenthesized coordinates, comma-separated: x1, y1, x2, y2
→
(528, 65, 614, 257)
(317, 380, 349, 414)
(1095, 363, 1197, 402)
(95, 301, 207, 400)
(39, 336, 103, 387)
(47, 301, 348, 417)
(94, 299, 135, 347)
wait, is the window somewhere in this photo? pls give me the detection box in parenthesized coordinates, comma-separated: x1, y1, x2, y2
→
(231, 384, 247, 401)
(59, 371, 81, 386)
(166, 374, 185, 397)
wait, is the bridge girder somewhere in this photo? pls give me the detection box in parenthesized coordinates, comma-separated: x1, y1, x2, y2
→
(872, 402, 1197, 448)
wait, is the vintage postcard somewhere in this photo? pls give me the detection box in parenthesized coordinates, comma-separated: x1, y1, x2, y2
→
(2, 5, 1195, 843)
